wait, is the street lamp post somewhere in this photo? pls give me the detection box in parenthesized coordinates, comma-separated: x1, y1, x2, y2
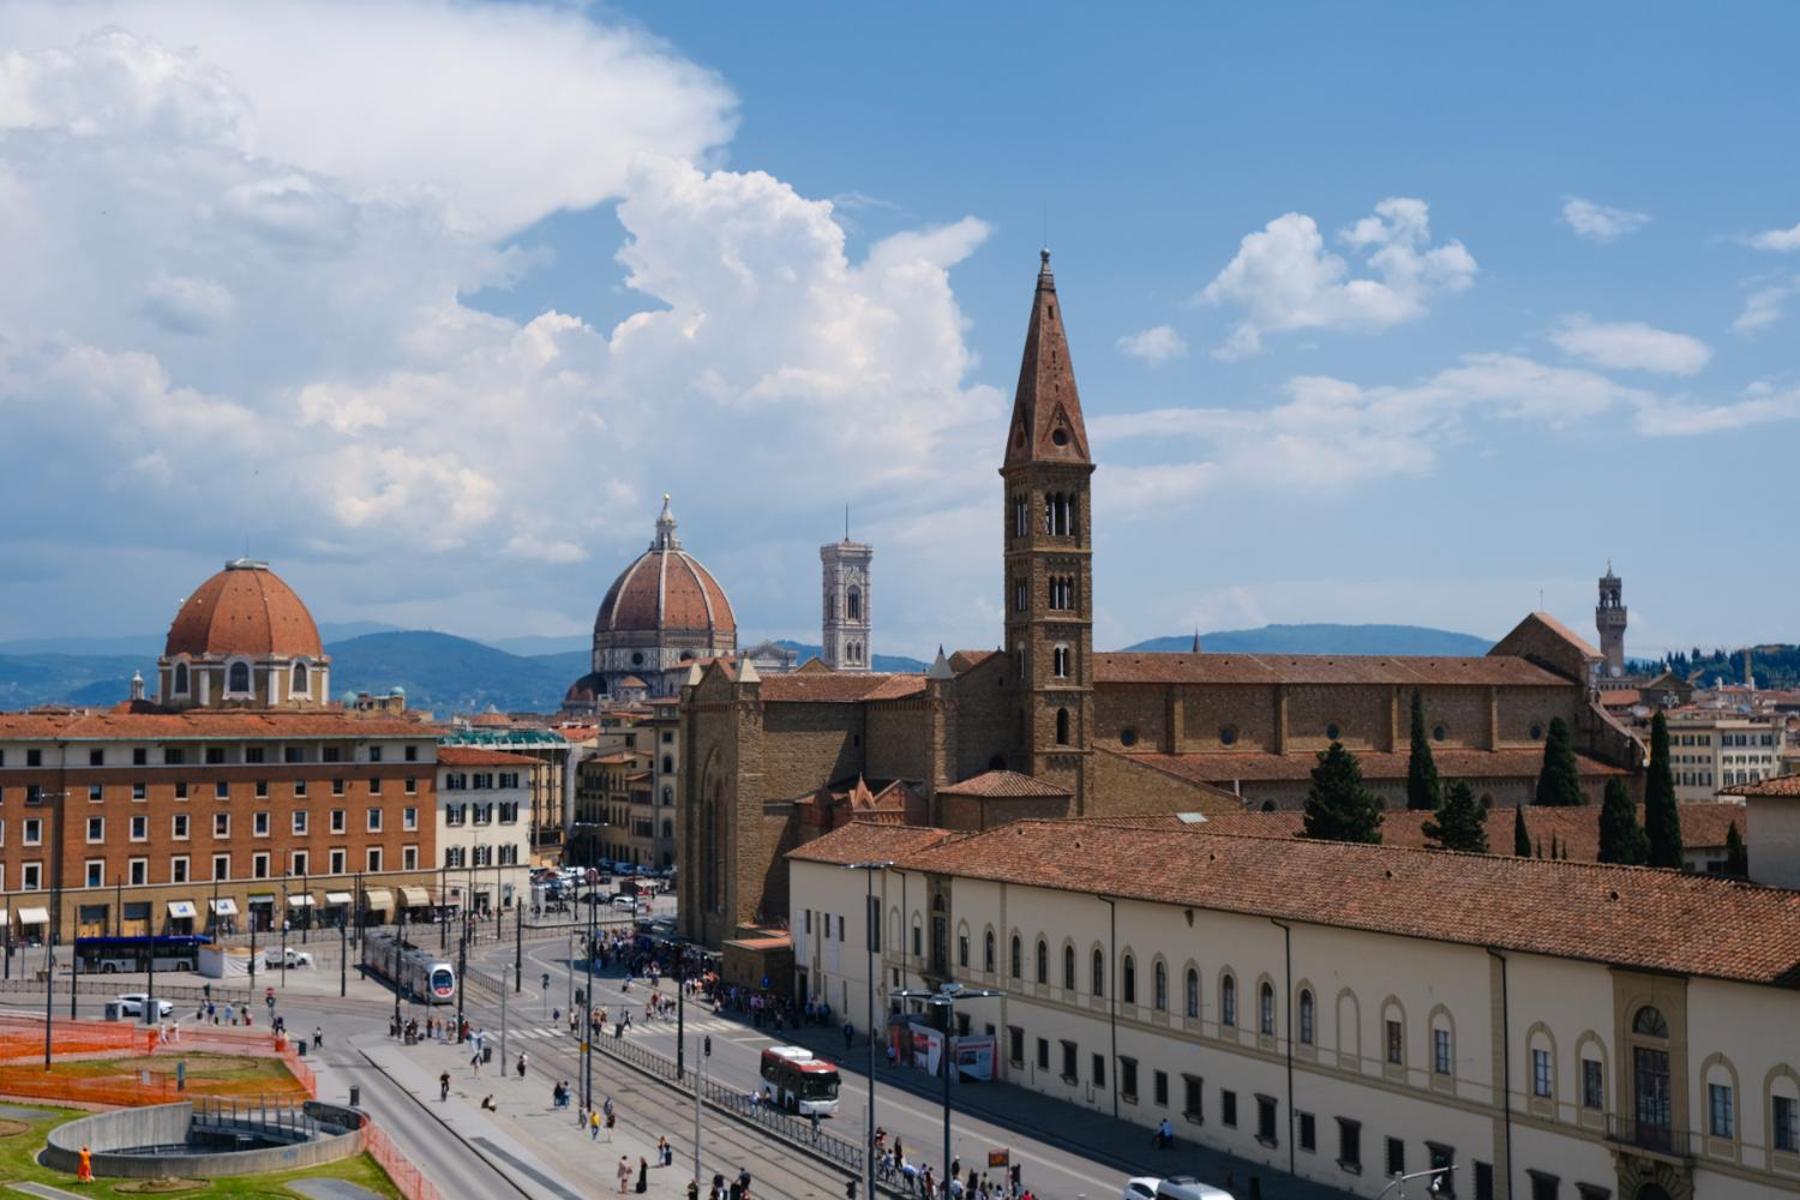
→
(40, 789, 67, 1068)
(844, 859, 893, 1200)
(1378, 1165, 1456, 1198)
(893, 981, 1002, 1198)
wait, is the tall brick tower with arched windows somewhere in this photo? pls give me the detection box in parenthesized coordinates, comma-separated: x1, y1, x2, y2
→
(1000, 250, 1094, 810)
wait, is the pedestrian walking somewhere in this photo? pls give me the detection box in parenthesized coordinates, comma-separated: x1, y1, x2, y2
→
(439, 1071, 450, 1102)
(516, 1051, 528, 1079)
(589, 1108, 601, 1141)
(843, 1020, 854, 1051)
(313, 1025, 323, 1049)
(636, 1156, 649, 1193)
(617, 1155, 632, 1194)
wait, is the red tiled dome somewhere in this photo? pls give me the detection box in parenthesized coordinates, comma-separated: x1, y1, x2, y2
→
(594, 497, 736, 642)
(164, 560, 323, 660)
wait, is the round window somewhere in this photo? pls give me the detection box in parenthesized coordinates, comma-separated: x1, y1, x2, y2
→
(631, 651, 645, 667)
(1051, 429, 1069, 446)
(1219, 725, 1238, 746)
(1120, 728, 1138, 748)
(1325, 723, 1341, 741)
(1432, 724, 1447, 742)
(1529, 723, 1544, 741)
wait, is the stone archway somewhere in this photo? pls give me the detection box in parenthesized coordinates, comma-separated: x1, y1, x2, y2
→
(1617, 1154, 1691, 1200)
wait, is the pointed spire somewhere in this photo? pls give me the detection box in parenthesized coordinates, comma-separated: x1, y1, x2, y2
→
(652, 493, 681, 550)
(927, 644, 954, 680)
(1003, 250, 1091, 469)
(684, 661, 703, 688)
(736, 654, 761, 685)
(1191, 628, 1204, 654)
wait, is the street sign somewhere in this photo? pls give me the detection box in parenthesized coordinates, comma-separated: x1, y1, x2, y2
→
(987, 1150, 1009, 1169)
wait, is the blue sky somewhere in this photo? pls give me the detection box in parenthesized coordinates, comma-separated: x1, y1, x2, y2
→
(1, 1, 1796, 660)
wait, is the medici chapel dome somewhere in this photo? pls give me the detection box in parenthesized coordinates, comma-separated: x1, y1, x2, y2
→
(158, 558, 330, 709)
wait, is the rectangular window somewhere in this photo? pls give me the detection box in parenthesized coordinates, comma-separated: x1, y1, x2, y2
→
(1221, 1089, 1237, 1128)
(402, 846, 417, 870)
(1337, 1118, 1362, 1172)
(1118, 1056, 1135, 1099)
(1532, 1048, 1552, 1098)
(331, 809, 346, 833)
(26, 749, 42, 767)
(254, 779, 268, 798)
(294, 779, 307, 798)
(205, 747, 224, 765)
(292, 849, 308, 875)
(292, 811, 308, 835)
(404, 777, 417, 795)
(253, 852, 269, 879)
(285, 746, 303, 764)
(1427, 1144, 1456, 1197)
(88, 784, 103, 802)
(1035, 1038, 1048, 1071)
(131, 781, 146, 800)
(1528, 1172, 1558, 1200)
(253, 811, 269, 836)
(129, 815, 147, 841)
(323, 747, 341, 764)
(405, 744, 419, 762)
(1709, 1083, 1734, 1138)
(245, 747, 265, 764)
(1434, 1027, 1452, 1074)
(1582, 1058, 1604, 1110)
(1153, 1069, 1169, 1108)
(86, 816, 104, 843)
(369, 777, 383, 796)
(403, 807, 418, 832)
(133, 747, 148, 766)
(1256, 1095, 1277, 1145)
(174, 780, 188, 800)
(366, 847, 382, 872)
(1298, 1111, 1316, 1152)
(23, 819, 42, 847)
(369, 746, 383, 763)
(329, 848, 346, 874)
(85, 859, 104, 888)
(333, 778, 346, 796)
(21, 863, 41, 890)
(128, 858, 147, 886)
(89, 748, 105, 766)
(1386, 1019, 1404, 1065)
(366, 809, 382, 833)
(1059, 1040, 1077, 1083)
(213, 813, 229, 837)
(212, 854, 229, 881)
(1774, 1095, 1798, 1153)
(214, 781, 229, 800)
(1387, 1136, 1405, 1177)
(1008, 1027, 1024, 1067)
(171, 856, 189, 884)
(1183, 1074, 1203, 1122)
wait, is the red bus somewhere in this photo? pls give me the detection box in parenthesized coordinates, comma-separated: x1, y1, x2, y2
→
(758, 1045, 841, 1116)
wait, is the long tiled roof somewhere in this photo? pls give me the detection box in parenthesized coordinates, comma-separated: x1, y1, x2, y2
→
(0, 709, 432, 740)
(1125, 748, 1628, 784)
(787, 823, 966, 866)
(1094, 652, 1568, 687)
(938, 770, 1070, 798)
(794, 819, 1800, 987)
(758, 673, 926, 704)
(1184, 802, 1747, 856)
(436, 746, 537, 767)
(1733, 775, 1800, 798)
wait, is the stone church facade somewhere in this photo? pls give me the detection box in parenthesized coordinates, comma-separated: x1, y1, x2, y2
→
(678, 254, 1644, 948)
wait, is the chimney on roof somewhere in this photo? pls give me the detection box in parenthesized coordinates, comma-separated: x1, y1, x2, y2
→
(1744, 648, 1755, 691)
(129, 670, 145, 702)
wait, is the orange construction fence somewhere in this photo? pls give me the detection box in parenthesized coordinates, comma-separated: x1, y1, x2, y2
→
(364, 1120, 445, 1200)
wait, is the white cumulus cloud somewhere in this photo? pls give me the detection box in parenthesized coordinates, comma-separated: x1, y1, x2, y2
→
(1200, 197, 1475, 358)
(1549, 316, 1712, 375)
(1561, 197, 1651, 243)
(1733, 277, 1799, 334)
(1749, 222, 1800, 252)
(1115, 325, 1188, 363)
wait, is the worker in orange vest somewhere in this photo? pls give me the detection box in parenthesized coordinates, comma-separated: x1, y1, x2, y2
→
(76, 1144, 93, 1182)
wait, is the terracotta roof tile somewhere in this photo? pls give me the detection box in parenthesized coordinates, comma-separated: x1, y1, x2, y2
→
(164, 561, 323, 660)
(436, 746, 538, 767)
(759, 673, 925, 704)
(596, 549, 735, 640)
(938, 770, 1071, 798)
(0, 709, 433, 740)
(948, 649, 1001, 674)
(868, 820, 1800, 986)
(1733, 774, 1800, 799)
(787, 822, 967, 866)
(1094, 652, 1567, 687)
(1126, 749, 1628, 785)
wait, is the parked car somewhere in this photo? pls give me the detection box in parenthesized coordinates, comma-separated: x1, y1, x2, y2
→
(1151, 1178, 1235, 1200)
(1124, 1181, 1159, 1200)
(115, 994, 174, 1019)
(264, 947, 314, 968)
(610, 895, 638, 911)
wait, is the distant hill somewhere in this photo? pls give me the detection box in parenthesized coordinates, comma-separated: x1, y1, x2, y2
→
(483, 634, 590, 657)
(773, 640, 928, 674)
(0, 653, 147, 709)
(1123, 623, 1494, 656)
(325, 632, 576, 712)
(0, 621, 398, 659)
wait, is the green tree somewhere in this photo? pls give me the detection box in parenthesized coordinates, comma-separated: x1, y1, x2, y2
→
(1724, 821, 1748, 878)
(1422, 780, 1488, 853)
(1513, 806, 1531, 857)
(1406, 689, 1442, 812)
(1302, 742, 1383, 844)
(1596, 777, 1648, 865)
(1644, 711, 1684, 868)
(1533, 717, 1585, 807)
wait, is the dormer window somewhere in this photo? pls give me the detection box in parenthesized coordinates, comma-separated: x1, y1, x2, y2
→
(172, 662, 189, 695)
(292, 661, 309, 695)
(227, 661, 251, 694)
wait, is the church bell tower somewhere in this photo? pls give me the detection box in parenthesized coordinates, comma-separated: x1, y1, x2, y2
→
(1000, 251, 1094, 810)
(1597, 563, 1627, 678)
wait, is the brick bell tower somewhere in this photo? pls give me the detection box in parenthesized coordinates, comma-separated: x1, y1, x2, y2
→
(1000, 250, 1094, 811)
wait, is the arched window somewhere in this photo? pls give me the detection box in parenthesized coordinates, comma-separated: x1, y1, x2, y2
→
(1055, 708, 1070, 745)
(1091, 948, 1105, 996)
(662, 756, 674, 774)
(1011, 935, 1022, 979)
(1633, 1006, 1669, 1038)
(983, 929, 995, 973)
(1053, 646, 1071, 679)
(847, 588, 861, 620)
(173, 662, 189, 695)
(291, 661, 309, 694)
(1185, 968, 1200, 1019)
(1221, 974, 1238, 1027)
(1631, 1005, 1673, 1146)
(1122, 954, 1136, 1005)
(228, 661, 251, 693)
(1299, 989, 1315, 1045)
(1035, 939, 1048, 985)
(1153, 960, 1168, 1011)
(1062, 944, 1076, 990)
(1259, 982, 1276, 1036)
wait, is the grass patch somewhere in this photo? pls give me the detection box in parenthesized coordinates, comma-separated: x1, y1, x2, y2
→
(0, 1106, 402, 1198)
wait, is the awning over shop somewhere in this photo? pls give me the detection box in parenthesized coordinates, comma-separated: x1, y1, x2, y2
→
(209, 898, 239, 916)
(285, 894, 315, 908)
(324, 892, 353, 906)
(0, 909, 9, 923)
(18, 908, 49, 925)
(362, 888, 394, 910)
(167, 901, 198, 919)
(247, 893, 276, 906)
(400, 886, 431, 908)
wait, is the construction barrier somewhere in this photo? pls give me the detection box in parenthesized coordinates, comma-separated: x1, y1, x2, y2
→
(364, 1120, 445, 1200)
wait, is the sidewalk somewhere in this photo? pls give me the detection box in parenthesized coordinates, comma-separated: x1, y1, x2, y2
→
(772, 1021, 1356, 1200)
(357, 1032, 700, 1198)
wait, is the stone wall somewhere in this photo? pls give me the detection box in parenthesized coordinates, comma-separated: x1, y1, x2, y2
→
(759, 702, 865, 800)
(1091, 750, 1242, 818)
(952, 654, 1016, 779)
(865, 698, 930, 783)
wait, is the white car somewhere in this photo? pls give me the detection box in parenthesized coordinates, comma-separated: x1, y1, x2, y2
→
(264, 948, 314, 968)
(1124, 1180, 1160, 1200)
(116, 994, 174, 1019)
(610, 895, 638, 911)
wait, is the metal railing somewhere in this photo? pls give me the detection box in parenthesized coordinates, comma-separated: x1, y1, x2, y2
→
(190, 1095, 325, 1141)
(1605, 1114, 1702, 1157)
(0, 977, 254, 1006)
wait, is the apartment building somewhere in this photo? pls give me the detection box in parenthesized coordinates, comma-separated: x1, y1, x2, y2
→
(1666, 710, 1785, 803)
(434, 746, 533, 915)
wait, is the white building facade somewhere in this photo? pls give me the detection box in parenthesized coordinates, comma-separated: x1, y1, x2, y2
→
(1668, 712, 1785, 803)
(791, 821, 1800, 1200)
(435, 746, 533, 914)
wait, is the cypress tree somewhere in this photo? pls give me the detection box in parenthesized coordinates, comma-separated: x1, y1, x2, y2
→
(1422, 780, 1488, 854)
(1513, 806, 1531, 857)
(1406, 689, 1442, 812)
(1302, 743, 1384, 845)
(1596, 777, 1647, 865)
(1533, 717, 1585, 806)
(1724, 821, 1748, 878)
(1644, 711, 1684, 868)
